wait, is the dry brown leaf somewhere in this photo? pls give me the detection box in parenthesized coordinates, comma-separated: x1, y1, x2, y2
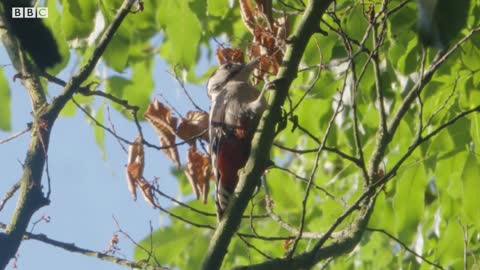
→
(110, 234, 119, 246)
(125, 135, 144, 201)
(137, 177, 157, 208)
(283, 239, 293, 250)
(144, 98, 181, 168)
(239, 0, 256, 34)
(216, 47, 244, 65)
(238, 1, 287, 83)
(185, 146, 212, 203)
(176, 111, 209, 142)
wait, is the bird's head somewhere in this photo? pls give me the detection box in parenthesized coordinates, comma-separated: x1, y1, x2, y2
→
(207, 58, 259, 99)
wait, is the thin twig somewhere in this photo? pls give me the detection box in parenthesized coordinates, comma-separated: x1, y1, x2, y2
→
(287, 73, 346, 257)
(376, 105, 480, 190)
(331, 7, 372, 181)
(423, 77, 458, 130)
(370, 0, 389, 135)
(151, 186, 268, 219)
(0, 222, 169, 270)
(0, 125, 31, 144)
(106, 106, 128, 154)
(170, 67, 205, 112)
(273, 142, 362, 167)
(72, 97, 202, 150)
(112, 216, 162, 267)
(458, 219, 468, 270)
(367, 227, 446, 270)
(263, 177, 324, 239)
(278, 0, 304, 12)
(237, 234, 273, 260)
(272, 166, 337, 200)
(0, 181, 21, 212)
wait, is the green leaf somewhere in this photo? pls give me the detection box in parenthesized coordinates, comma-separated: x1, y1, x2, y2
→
(462, 41, 480, 71)
(0, 67, 11, 131)
(472, 114, 480, 154)
(436, 151, 467, 219)
(393, 164, 426, 243)
(135, 224, 210, 268)
(105, 61, 153, 120)
(387, 2, 416, 36)
(106, 76, 130, 102)
(103, 34, 131, 72)
(397, 37, 419, 75)
(303, 34, 337, 66)
(93, 103, 106, 159)
(447, 114, 471, 148)
(60, 100, 77, 117)
(461, 152, 480, 225)
(358, 233, 396, 269)
(44, 0, 70, 74)
(207, 0, 229, 17)
(368, 192, 395, 232)
(170, 198, 216, 225)
(61, 0, 96, 40)
(343, 4, 368, 42)
(436, 220, 464, 268)
(266, 169, 303, 211)
(308, 70, 341, 99)
(157, 0, 201, 68)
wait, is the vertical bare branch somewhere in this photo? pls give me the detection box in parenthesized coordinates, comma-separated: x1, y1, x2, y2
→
(0, 0, 137, 268)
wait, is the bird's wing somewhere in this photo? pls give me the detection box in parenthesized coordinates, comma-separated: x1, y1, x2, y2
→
(223, 82, 262, 129)
(209, 82, 261, 219)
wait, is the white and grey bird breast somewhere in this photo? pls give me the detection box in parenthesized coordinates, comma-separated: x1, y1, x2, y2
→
(208, 82, 263, 126)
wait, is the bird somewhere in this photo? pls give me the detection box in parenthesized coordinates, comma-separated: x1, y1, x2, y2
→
(416, 0, 470, 50)
(1, 0, 62, 71)
(207, 58, 267, 221)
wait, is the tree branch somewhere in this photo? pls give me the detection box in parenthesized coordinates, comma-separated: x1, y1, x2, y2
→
(368, 26, 480, 177)
(201, 1, 334, 269)
(44, 0, 137, 121)
(234, 187, 379, 270)
(0, 0, 137, 268)
(0, 222, 169, 270)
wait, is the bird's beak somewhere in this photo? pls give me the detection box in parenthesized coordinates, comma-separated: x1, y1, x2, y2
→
(243, 57, 260, 73)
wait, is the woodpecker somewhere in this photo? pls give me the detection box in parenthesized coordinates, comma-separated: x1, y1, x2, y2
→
(207, 58, 267, 220)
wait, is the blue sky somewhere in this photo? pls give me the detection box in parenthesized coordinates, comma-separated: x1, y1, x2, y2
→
(0, 46, 212, 269)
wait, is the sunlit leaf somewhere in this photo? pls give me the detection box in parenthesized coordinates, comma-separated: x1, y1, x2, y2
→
(157, 0, 201, 68)
(393, 164, 426, 243)
(207, 0, 229, 17)
(61, 0, 96, 40)
(0, 67, 11, 131)
(93, 103, 106, 159)
(461, 152, 480, 225)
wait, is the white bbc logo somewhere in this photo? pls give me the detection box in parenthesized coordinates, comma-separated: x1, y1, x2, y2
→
(12, 7, 48, 18)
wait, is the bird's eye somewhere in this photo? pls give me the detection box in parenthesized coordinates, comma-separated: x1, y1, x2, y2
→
(225, 63, 233, 70)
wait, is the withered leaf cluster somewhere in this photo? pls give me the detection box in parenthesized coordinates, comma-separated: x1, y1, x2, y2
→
(216, 47, 245, 65)
(125, 136, 157, 208)
(144, 99, 181, 167)
(125, 1, 284, 206)
(240, 0, 288, 79)
(126, 99, 211, 206)
(177, 111, 209, 142)
(185, 146, 211, 203)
